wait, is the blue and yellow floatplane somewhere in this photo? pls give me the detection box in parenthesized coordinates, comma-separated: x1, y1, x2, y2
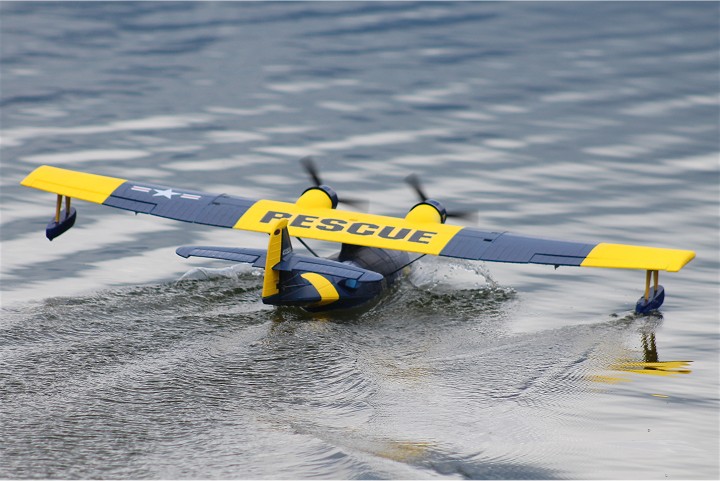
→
(21, 160, 694, 313)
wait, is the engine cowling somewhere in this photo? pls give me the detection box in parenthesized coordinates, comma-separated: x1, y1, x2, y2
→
(404, 199, 447, 224)
(295, 185, 339, 209)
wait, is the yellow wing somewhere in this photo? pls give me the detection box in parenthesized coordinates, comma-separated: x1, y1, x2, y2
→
(21, 165, 695, 271)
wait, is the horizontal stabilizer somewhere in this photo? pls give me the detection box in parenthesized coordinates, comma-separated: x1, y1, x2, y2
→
(176, 246, 266, 267)
(176, 245, 383, 282)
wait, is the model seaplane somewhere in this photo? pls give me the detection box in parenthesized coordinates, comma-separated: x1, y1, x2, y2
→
(21, 159, 694, 313)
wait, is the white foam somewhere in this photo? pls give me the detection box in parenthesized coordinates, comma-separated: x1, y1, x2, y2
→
(151, 145, 204, 153)
(662, 153, 720, 172)
(254, 128, 452, 158)
(205, 104, 293, 116)
(317, 101, 383, 113)
(18, 107, 67, 119)
(205, 131, 268, 144)
(584, 134, 690, 159)
(22, 149, 150, 165)
(258, 125, 318, 134)
(178, 263, 258, 281)
(395, 82, 470, 104)
(621, 94, 718, 117)
(408, 256, 494, 293)
(1, 114, 212, 148)
(165, 155, 282, 172)
(266, 79, 359, 94)
(484, 138, 527, 149)
(449, 111, 495, 121)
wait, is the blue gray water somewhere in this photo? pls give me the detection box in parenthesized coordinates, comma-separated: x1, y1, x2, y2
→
(1, 2, 718, 479)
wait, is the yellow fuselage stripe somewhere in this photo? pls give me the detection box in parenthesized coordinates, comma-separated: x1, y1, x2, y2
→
(300, 273, 340, 306)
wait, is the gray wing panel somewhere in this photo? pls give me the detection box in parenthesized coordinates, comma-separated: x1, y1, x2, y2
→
(440, 227, 595, 267)
(104, 182, 256, 228)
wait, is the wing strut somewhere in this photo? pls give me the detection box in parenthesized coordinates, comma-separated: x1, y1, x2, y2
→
(295, 237, 319, 257)
(47, 194, 77, 241)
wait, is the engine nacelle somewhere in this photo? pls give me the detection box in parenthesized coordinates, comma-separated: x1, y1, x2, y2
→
(296, 185, 338, 209)
(404, 199, 447, 224)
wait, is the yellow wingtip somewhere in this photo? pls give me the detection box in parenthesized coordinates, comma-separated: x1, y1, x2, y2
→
(581, 243, 695, 272)
(21, 165, 126, 204)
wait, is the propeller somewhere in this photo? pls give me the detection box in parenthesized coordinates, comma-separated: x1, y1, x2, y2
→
(404, 173, 477, 222)
(299, 156, 323, 187)
(299, 156, 368, 210)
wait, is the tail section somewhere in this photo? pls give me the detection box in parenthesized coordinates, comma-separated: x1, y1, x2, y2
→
(182, 217, 385, 311)
(262, 218, 292, 299)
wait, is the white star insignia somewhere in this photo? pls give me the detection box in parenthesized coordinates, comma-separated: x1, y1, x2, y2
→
(153, 188, 180, 199)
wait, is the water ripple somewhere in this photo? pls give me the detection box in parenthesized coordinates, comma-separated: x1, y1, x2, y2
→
(1, 1, 717, 478)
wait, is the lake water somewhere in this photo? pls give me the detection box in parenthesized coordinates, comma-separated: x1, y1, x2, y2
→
(1, 2, 718, 479)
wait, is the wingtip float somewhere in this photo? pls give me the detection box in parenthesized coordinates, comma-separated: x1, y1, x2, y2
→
(21, 164, 695, 314)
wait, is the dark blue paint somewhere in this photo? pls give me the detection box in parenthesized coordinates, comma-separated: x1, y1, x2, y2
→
(635, 285, 665, 314)
(45, 207, 77, 241)
(103, 182, 255, 228)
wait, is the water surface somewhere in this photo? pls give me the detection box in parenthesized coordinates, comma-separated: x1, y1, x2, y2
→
(1, 2, 718, 479)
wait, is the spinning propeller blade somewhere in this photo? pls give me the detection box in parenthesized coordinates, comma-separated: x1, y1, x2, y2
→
(404, 174, 430, 204)
(404, 173, 477, 221)
(299, 156, 367, 210)
(299, 156, 323, 187)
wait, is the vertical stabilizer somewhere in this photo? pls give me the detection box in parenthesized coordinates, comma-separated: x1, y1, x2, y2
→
(262, 218, 292, 298)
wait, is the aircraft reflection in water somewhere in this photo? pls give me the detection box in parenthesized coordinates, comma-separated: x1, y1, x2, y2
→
(592, 325, 692, 390)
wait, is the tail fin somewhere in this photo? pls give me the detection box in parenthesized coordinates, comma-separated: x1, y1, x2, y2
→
(262, 218, 292, 298)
